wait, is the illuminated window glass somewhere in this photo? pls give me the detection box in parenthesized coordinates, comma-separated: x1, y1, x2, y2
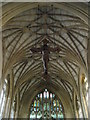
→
(30, 89, 64, 119)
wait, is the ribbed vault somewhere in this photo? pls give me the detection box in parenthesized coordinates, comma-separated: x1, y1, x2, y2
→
(1, 2, 89, 119)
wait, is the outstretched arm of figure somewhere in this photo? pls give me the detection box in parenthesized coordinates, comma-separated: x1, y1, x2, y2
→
(49, 46, 61, 52)
(30, 47, 42, 53)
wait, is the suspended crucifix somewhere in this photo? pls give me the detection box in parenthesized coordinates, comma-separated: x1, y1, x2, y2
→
(30, 38, 61, 80)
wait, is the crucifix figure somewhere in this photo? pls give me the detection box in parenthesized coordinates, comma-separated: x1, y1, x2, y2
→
(30, 38, 61, 80)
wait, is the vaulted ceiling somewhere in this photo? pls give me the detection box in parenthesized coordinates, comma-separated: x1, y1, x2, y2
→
(2, 3, 89, 105)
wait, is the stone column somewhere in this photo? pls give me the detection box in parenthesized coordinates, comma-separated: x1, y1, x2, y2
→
(0, 2, 2, 97)
(15, 89, 20, 118)
(88, 3, 90, 118)
(8, 68, 14, 118)
(4, 75, 10, 118)
(42, 94, 44, 118)
(2, 81, 9, 118)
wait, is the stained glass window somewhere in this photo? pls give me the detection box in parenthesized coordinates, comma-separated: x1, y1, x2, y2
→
(30, 89, 65, 119)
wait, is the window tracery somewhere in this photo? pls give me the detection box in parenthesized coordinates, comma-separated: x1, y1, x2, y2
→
(30, 89, 64, 119)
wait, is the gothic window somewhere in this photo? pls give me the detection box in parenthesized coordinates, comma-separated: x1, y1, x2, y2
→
(30, 89, 64, 119)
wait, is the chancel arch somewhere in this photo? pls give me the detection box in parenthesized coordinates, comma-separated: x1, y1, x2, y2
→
(19, 82, 74, 118)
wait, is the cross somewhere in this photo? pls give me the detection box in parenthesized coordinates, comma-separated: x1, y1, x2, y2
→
(30, 38, 61, 80)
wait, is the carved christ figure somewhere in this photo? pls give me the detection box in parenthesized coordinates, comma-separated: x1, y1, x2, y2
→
(30, 39, 61, 76)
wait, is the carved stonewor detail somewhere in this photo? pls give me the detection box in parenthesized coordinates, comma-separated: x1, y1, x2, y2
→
(30, 38, 61, 81)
